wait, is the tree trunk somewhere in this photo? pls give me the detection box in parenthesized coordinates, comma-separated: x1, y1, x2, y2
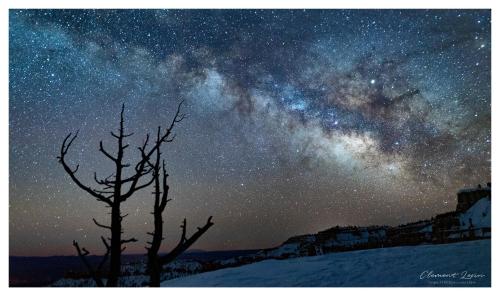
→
(107, 202, 122, 287)
(148, 209, 163, 286)
(148, 257, 161, 287)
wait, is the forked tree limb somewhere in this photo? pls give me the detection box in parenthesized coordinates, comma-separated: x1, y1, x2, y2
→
(58, 132, 113, 206)
(159, 216, 214, 266)
(73, 240, 105, 287)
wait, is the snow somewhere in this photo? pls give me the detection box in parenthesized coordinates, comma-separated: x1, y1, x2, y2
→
(161, 240, 490, 287)
(266, 242, 300, 257)
(419, 225, 432, 233)
(459, 197, 490, 230)
(323, 228, 386, 247)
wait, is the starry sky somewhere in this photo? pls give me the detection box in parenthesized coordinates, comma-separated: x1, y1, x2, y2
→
(9, 9, 490, 256)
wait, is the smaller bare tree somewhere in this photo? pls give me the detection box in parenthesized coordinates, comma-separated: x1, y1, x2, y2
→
(145, 128, 214, 287)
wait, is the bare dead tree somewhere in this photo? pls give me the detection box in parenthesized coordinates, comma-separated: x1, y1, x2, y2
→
(145, 128, 214, 287)
(58, 102, 185, 287)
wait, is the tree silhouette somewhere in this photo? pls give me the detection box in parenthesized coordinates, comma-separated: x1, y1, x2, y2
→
(58, 102, 185, 287)
(145, 127, 214, 287)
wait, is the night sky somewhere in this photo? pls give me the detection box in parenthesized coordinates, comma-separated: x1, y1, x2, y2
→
(9, 9, 490, 256)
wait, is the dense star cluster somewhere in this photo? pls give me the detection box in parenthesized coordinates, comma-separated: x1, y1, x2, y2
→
(10, 10, 490, 256)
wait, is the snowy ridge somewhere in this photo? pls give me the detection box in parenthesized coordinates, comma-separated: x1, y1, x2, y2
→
(265, 197, 491, 259)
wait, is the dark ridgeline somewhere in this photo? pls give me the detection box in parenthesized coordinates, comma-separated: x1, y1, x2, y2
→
(57, 101, 213, 287)
(10, 251, 260, 287)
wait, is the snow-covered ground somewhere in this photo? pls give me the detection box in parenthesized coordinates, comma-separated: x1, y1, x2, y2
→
(161, 239, 490, 287)
(460, 197, 490, 230)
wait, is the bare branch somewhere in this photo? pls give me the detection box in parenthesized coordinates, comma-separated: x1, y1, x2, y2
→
(159, 160, 171, 211)
(179, 218, 187, 245)
(71, 164, 80, 174)
(121, 238, 138, 244)
(159, 216, 214, 266)
(92, 218, 112, 230)
(97, 236, 111, 273)
(81, 247, 90, 256)
(58, 132, 113, 206)
(111, 131, 134, 139)
(99, 141, 117, 162)
(73, 240, 105, 287)
(93, 172, 115, 186)
(165, 133, 177, 143)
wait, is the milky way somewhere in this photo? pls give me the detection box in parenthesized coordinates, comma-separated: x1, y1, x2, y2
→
(10, 9, 490, 255)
